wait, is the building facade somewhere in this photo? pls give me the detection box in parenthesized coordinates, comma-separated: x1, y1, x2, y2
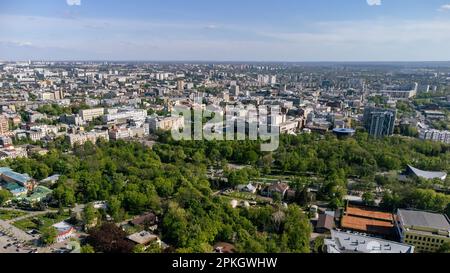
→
(396, 209, 450, 253)
(363, 107, 396, 137)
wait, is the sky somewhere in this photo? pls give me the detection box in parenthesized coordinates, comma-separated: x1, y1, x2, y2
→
(1, 0, 450, 61)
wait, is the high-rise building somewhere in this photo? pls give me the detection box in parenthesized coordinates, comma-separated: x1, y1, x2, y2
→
(230, 85, 240, 97)
(0, 116, 9, 135)
(363, 107, 396, 137)
(177, 79, 185, 91)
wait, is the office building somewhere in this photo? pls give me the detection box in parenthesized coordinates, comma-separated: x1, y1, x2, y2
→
(0, 116, 9, 135)
(177, 79, 185, 91)
(363, 107, 396, 137)
(396, 209, 450, 253)
(80, 108, 105, 122)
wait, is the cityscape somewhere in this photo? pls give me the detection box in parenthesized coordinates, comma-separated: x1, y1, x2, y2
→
(0, 0, 449, 260)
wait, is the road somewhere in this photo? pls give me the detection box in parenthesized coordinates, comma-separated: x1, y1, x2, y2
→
(0, 219, 34, 242)
(0, 204, 86, 253)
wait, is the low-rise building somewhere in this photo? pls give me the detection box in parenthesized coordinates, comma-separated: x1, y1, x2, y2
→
(108, 127, 145, 140)
(396, 209, 450, 253)
(324, 230, 415, 253)
(127, 231, 162, 249)
(80, 108, 105, 122)
(0, 167, 35, 191)
(341, 205, 395, 238)
(419, 129, 450, 144)
(52, 221, 77, 243)
(67, 130, 109, 147)
(147, 115, 184, 133)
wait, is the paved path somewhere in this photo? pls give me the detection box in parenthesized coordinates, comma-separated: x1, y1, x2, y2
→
(0, 204, 85, 243)
(0, 219, 34, 241)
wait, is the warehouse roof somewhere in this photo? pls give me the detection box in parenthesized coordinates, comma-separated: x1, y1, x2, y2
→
(398, 209, 450, 231)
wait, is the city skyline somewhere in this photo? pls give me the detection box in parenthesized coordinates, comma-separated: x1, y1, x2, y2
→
(2, 0, 450, 61)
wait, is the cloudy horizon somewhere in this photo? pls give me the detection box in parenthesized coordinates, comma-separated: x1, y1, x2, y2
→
(2, 0, 450, 61)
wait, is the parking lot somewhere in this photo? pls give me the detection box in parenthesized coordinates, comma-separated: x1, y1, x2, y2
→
(0, 231, 38, 253)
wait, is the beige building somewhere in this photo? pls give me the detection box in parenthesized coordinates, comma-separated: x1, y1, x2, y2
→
(80, 108, 105, 122)
(147, 116, 184, 133)
(40, 90, 64, 101)
(67, 131, 109, 147)
(0, 116, 9, 135)
(177, 79, 185, 91)
(396, 209, 450, 253)
(108, 127, 145, 140)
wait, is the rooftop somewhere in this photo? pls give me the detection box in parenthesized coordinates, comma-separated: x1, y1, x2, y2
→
(332, 128, 356, 134)
(0, 167, 32, 184)
(52, 221, 74, 234)
(341, 215, 394, 236)
(407, 165, 447, 181)
(398, 209, 450, 231)
(325, 230, 414, 253)
(346, 206, 394, 222)
(127, 231, 159, 245)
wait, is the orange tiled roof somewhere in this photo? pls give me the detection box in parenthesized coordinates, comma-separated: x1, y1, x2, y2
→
(346, 206, 394, 222)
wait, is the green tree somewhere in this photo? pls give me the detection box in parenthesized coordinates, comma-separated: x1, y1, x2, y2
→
(83, 203, 99, 229)
(280, 205, 311, 253)
(362, 192, 376, 206)
(0, 189, 12, 206)
(162, 202, 189, 247)
(40, 226, 57, 246)
(437, 242, 450, 253)
(312, 236, 325, 253)
(81, 244, 96, 253)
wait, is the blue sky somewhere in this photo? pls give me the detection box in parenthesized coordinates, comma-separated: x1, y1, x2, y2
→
(1, 0, 450, 61)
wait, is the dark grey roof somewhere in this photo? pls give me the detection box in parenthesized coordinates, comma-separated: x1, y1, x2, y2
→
(398, 209, 450, 231)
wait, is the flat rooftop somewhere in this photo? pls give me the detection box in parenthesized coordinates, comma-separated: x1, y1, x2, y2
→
(127, 231, 159, 245)
(326, 230, 414, 253)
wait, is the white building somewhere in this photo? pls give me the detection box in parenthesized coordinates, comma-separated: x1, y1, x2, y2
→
(52, 221, 76, 243)
(419, 129, 450, 144)
(324, 230, 415, 253)
(104, 109, 147, 124)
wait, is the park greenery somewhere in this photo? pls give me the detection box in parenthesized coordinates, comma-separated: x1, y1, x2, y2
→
(0, 129, 449, 252)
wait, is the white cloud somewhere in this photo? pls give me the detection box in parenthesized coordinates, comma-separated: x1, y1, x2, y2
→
(439, 4, 450, 11)
(367, 0, 382, 6)
(66, 0, 81, 6)
(3, 14, 450, 61)
(205, 24, 218, 29)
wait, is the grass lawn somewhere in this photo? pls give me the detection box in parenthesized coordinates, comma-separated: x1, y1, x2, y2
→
(225, 191, 272, 204)
(12, 211, 71, 231)
(0, 209, 29, 221)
